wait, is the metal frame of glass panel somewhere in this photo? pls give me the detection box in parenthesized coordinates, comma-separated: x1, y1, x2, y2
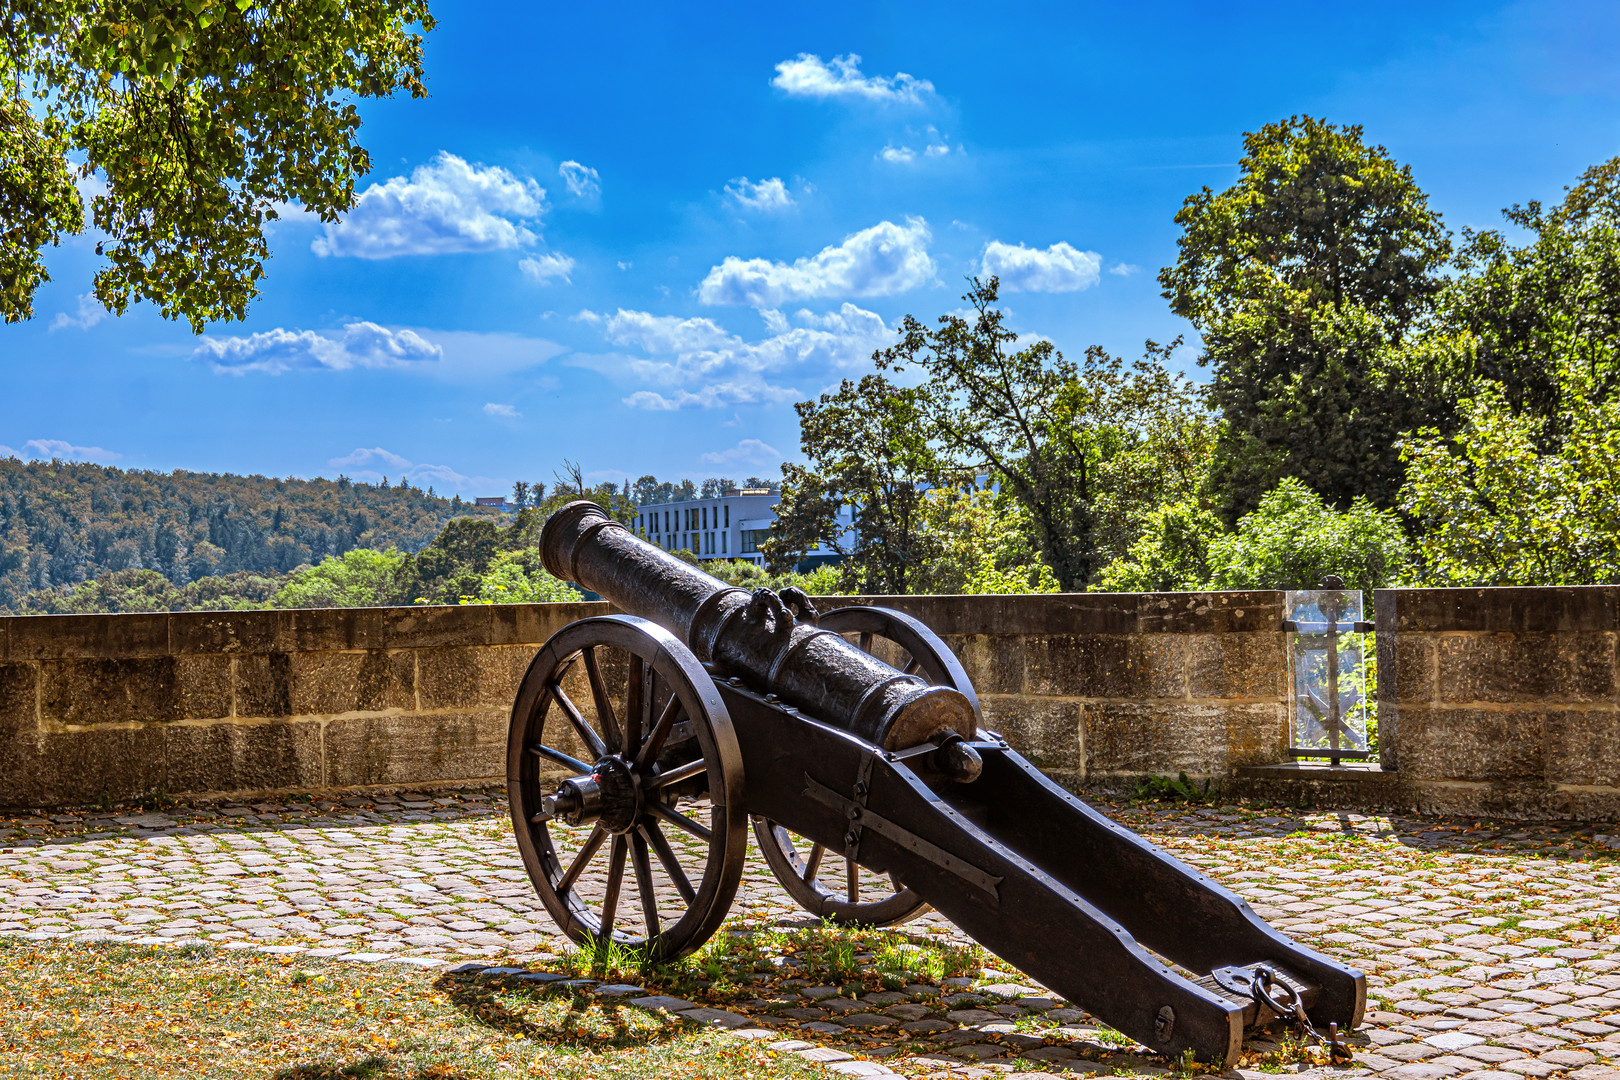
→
(1282, 589, 1374, 765)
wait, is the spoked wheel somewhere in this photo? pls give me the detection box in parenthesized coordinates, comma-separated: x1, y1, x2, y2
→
(508, 615, 746, 962)
(752, 605, 983, 926)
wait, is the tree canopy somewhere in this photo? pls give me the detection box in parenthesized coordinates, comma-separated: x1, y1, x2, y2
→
(1161, 116, 1459, 523)
(0, 0, 434, 327)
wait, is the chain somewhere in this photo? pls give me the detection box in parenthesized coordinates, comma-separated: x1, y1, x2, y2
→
(1251, 966, 1353, 1064)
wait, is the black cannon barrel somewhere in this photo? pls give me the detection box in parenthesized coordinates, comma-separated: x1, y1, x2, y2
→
(540, 500, 975, 748)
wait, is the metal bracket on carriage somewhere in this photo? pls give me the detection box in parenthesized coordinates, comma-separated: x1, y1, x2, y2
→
(1207, 962, 1351, 1061)
(801, 767, 1003, 902)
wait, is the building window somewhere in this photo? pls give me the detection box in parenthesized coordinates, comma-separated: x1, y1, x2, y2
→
(739, 529, 760, 554)
(724, 506, 729, 527)
(721, 532, 727, 554)
(702, 507, 708, 529)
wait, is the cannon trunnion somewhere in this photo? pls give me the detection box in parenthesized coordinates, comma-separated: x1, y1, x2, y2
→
(506, 502, 1364, 1068)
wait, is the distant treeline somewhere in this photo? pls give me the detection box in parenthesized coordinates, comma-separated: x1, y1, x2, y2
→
(0, 459, 498, 613)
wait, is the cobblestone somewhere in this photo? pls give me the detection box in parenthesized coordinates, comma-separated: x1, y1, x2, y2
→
(6, 791, 1620, 1078)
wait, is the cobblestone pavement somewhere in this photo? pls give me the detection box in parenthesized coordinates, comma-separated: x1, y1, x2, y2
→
(5, 789, 1620, 1080)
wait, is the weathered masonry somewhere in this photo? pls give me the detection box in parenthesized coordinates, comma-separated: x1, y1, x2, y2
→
(1, 587, 1617, 818)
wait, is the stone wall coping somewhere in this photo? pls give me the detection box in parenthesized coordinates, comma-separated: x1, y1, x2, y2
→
(0, 591, 1290, 661)
(1375, 585, 1620, 634)
(5, 585, 1616, 662)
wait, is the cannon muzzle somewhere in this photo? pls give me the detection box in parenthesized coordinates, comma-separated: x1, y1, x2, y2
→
(540, 500, 975, 749)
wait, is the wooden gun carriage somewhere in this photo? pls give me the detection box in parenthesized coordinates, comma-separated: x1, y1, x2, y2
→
(505, 501, 1364, 1067)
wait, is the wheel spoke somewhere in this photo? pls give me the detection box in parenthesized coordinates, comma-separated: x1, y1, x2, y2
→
(649, 799, 712, 842)
(647, 757, 707, 790)
(802, 842, 825, 883)
(846, 858, 860, 903)
(556, 824, 607, 894)
(859, 631, 873, 654)
(642, 821, 695, 903)
(549, 680, 608, 761)
(529, 743, 591, 775)
(624, 656, 648, 758)
(903, 656, 922, 676)
(631, 832, 660, 938)
(632, 695, 683, 772)
(600, 835, 627, 940)
(582, 646, 623, 756)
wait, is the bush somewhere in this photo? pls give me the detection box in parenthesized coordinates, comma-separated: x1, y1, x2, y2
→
(1206, 477, 1409, 592)
(272, 548, 407, 608)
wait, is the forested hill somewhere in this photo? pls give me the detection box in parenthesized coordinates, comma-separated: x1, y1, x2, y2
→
(0, 459, 497, 612)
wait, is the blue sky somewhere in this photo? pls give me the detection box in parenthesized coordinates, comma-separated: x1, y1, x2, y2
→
(3, 0, 1618, 498)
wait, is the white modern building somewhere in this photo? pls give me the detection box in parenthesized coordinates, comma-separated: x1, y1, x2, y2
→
(635, 488, 853, 569)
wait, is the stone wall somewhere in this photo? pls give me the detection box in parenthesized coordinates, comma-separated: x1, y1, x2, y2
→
(5, 587, 1618, 819)
(0, 593, 1289, 809)
(1372, 586, 1620, 819)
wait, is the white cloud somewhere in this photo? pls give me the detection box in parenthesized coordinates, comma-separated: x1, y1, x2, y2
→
(311, 152, 546, 259)
(1109, 262, 1142, 277)
(18, 438, 121, 462)
(519, 253, 576, 284)
(194, 322, 443, 375)
(698, 218, 935, 307)
(327, 447, 498, 494)
(771, 53, 933, 104)
(50, 293, 106, 332)
(700, 438, 783, 469)
(878, 145, 916, 165)
(483, 403, 520, 418)
(0, 444, 16, 458)
(617, 260, 633, 270)
(725, 177, 794, 212)
(575, 302, 896, 411)
(925, 143, 951, 157)
(558, 160, 601, 199)
(980, 240, 1103, 293)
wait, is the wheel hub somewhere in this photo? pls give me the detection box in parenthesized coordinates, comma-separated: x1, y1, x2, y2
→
(542, 756, 642, 834)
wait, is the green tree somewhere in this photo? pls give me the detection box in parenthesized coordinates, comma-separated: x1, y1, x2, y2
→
(1094, 499, 1225, 593)
(272, 547, 405, 608)
(1160, 116, 1457, 523)
(459, 549, 580, 604)
(1, 0, 434, 327)
(762, 373, 939, 594)
(880, 279, 1210, 591)
(1400, 359, 1620, 586)
(1444, 156, 1620, 440)
(1206, 477, 1408, 592)
(909, 485, 1058, 595)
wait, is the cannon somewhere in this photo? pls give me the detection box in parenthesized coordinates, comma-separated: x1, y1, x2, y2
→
(506, 501, 1364, 1067)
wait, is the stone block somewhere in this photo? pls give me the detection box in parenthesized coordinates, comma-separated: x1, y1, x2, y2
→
(235, 653, 292, 718)
(954, 635, 1025, 696)
(164, 719, 324, 795)
(4, 611, 170, 659)
(1543, 709, 1620, 787)
(0, 724, 165, 807)
(1384, 586, 1619, 634)
(1437, 633, 1617, 704)
(979, 696, 1082, 770)
(39, 655, 231, 726)
(324, 710, 506, 787)
(1085, 702, 1224, 776)
(1400, 706, 1545, 783)
(1394, 637, 1437, 704)
(416, 645, 534, 710)
(289, 650, 415, 715)
(281, 607, 390, 653)
(1224, 702, 1289, 765)
(1187, 632, 1285, 700)
(1025, 634, 1186, 699)
(168, 610, 283, 655)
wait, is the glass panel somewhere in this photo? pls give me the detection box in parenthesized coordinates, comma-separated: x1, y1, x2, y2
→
(1285, 589, 1369, 762)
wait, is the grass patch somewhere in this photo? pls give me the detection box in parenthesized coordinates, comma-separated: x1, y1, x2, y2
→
(0, 937, 822, 1080)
